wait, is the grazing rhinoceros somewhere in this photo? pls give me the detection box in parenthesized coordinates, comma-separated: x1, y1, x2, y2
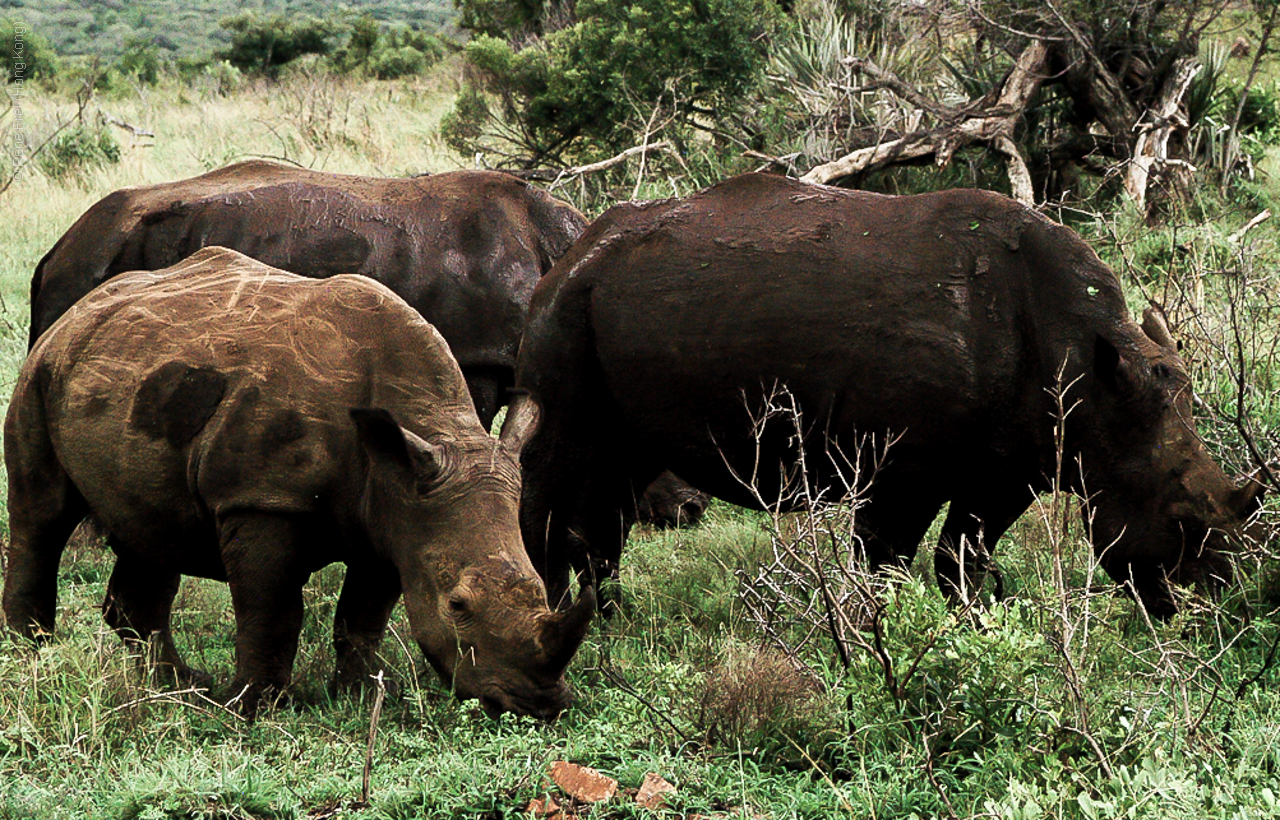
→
(515, 173, 1265, 617)
(4, 247, 594, 717)
(27, 160, 587, 427)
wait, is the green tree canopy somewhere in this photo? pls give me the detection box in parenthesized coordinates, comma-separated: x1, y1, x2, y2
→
(3, 18, 58, 83)
(445, 0, 780, 167)
(217, 12, 340, 76)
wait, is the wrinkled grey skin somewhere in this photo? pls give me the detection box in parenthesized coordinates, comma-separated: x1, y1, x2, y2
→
(4, 247, 593, 717)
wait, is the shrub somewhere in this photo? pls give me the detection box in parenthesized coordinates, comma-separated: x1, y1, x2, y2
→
(446, 0, 780, 166)
(2, 18, 58, 83)
(217, 12, 339, 77)
(332, 16, 447, 80)
(116, 35, 162, 86)
(37, 123, 121, 181)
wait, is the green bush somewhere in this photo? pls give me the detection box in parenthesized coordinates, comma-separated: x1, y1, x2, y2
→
(447, 0, 781, 165)
(217, 12, 339, 77)
(332, 15, 446, 79)
(2, 17, 58, 83)
(115, 35, 162, 86)
(37, 123, 121, 181)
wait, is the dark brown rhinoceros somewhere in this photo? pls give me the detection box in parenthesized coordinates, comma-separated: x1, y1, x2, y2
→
(515, 173, 1264, 617)
(4, 247, 594, 717)
(28, 160, 587, 427)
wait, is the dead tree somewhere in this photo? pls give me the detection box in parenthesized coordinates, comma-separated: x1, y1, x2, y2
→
(801, 41, 1049, 205)
(801, 0, 1229, 213)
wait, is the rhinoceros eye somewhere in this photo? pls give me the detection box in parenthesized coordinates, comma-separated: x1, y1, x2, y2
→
(1152, 363, 1173, 380)
(448, 594, 471, 616)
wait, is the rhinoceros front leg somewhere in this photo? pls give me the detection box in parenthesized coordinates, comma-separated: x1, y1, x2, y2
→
(935, 486, 1031, 606)
(101, 548, 209, 687)
(331, 559, 402, 694)
(219, 512, 308, 716)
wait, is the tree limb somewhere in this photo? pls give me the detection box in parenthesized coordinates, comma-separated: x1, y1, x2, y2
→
(1123, 56, 1200, 209)
(802, 41, 1049, 204)
(515, 140, 675, 184)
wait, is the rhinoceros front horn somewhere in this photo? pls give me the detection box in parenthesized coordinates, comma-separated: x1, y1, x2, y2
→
(539, 585, 596, 674)
(1141, 305, 1177, 351)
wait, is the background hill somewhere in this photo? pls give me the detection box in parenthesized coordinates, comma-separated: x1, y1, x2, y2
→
(0, 0, 455, 60)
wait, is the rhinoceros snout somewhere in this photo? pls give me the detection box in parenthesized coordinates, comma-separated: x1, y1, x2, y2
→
(476, 680, 574, 720)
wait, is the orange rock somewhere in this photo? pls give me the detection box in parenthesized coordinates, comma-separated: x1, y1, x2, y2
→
(548, 761, 619, 804)
(635, 773, 677, 810)
(525, 795, 571, 818)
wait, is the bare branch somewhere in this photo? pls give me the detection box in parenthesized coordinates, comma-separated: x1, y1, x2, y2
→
(802, 41, 1050, 193)
(511, 141, 676, 185)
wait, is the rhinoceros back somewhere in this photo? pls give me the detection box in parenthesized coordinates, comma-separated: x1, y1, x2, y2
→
(18, 246, 481, 544)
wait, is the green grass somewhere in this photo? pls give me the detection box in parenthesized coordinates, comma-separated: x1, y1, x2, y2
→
(3, 60, 1280, 819)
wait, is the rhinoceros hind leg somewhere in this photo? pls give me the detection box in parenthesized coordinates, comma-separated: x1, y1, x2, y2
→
(101, 549, 207, 686)
(220, 512, 308, 716)
(331, 559, 402, 694)
(2, 445, 87, 642)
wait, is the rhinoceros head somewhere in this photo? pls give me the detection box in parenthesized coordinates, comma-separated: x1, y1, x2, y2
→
(1083, 309, 1265, 617)
(350, 395, 593, 718)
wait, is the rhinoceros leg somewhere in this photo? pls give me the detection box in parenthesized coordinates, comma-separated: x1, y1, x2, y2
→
(567, 469, 661, 613)
(101, 549, 206, 685)
(331, 559, 402, 693)
(2, 406, 88, 641)
(219, 512, 307, 714)
(856, 471, 947, 571)
(934, 488, 1031, 605)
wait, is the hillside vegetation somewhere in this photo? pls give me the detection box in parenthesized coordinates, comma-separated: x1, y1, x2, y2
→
(2, 2, 1280, 818)
(0, 0, 454, 61)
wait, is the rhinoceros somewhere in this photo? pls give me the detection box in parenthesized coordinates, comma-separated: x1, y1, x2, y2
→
(4, 246, 593, 717)
(515, 173, 1264, 617)
(27, 160, 587, 427)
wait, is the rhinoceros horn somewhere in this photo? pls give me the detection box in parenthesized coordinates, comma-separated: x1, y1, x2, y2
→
(539, 585, 596, 674)
(500, 391, 541, 457)
(1141, 305, 1177, 351)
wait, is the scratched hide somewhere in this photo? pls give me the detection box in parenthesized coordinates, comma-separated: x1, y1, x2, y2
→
(4, 247, 594, 717)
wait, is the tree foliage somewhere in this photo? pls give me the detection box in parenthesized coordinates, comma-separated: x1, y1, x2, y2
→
(332, 14, 447, 79)
(2, 18, 58, 83)
(444, 0, 781, 167)
(217, 12, 340, 76)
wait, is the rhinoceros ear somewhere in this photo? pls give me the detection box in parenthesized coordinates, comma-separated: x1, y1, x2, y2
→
(351, 407, 444, 490)
(1094, 334, 1150, 397)
(498, 392, 541, 458)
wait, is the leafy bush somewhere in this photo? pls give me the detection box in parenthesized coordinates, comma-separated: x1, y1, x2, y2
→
(115, 35, 162, 86)
(445, 0, 780, 166)
(217, 12, 339, 77)
(37, 123, 121, 181)
(2, 17, 58, 83)
(332, 15, 446, 79)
